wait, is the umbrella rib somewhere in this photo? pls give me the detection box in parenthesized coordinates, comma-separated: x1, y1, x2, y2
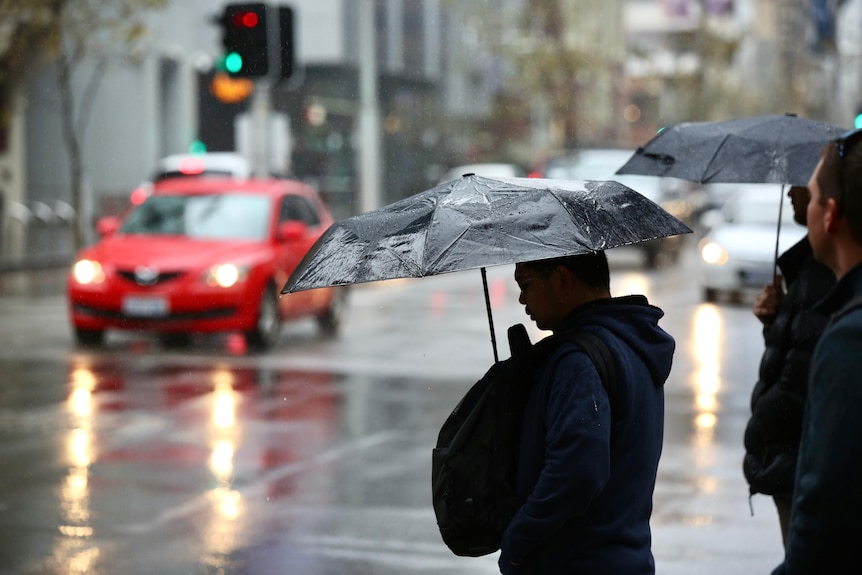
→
(701, 134, 732, 183)
(547, 190, 599, 252)
(425, 225, 471, 272)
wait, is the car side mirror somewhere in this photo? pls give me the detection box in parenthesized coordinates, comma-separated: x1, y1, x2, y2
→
(278, 220, 308, 242)
(95, 216, 121, 237)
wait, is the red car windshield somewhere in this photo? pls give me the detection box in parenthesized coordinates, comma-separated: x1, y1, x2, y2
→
(120, 193, 271, 240)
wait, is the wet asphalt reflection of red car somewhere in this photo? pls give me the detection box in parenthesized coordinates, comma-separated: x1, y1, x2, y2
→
(67, 177, 346, 350)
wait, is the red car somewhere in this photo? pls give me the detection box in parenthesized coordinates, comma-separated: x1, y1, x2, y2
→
(67, 177, 345, 350)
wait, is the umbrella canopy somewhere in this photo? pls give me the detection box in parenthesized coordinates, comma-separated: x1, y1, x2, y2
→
(283, 174, 691, 294)
(283, 175, 690, 362)
(616, 114, 846, 186)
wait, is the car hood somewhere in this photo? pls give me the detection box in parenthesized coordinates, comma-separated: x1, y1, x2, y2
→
(78, 235, 270, 270)
(704, 223, 807, 261)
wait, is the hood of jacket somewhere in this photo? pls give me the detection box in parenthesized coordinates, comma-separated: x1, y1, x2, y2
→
(555, 294, 674, 388)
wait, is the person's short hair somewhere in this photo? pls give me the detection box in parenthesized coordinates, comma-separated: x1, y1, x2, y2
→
(817, 132, 862, 245)
(524, 251, 610, 291)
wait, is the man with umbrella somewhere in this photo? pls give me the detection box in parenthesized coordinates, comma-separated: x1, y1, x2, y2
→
(743, 185, 835, 547)
(500, 250, 675, 575)
(773, 130, 862, 573)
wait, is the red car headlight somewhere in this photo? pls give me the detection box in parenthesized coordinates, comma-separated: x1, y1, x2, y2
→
(204, 264, 249, 288)
(72, 259, 105, 285)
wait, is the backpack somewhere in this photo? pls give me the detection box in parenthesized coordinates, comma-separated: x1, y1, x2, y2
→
(431, 323, 617, 557)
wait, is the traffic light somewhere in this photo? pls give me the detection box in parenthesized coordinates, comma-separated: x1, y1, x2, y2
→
(220, 3, 269, 77)
(855, 106, 862, 130)
(278, 6, 294, 80)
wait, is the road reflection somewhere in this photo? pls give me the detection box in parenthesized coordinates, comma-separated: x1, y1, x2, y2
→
(60, 355, 339, 572)
(692, 305, 722, 447)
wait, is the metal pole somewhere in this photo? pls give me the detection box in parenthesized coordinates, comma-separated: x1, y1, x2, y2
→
(357, 0, 382, 213)
(481, 267, 499, 363)
(772, 184, 786, 285)
(250, 79, 271, 178)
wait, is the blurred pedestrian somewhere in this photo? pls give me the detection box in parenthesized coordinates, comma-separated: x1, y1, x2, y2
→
(743, 185, 835, 546)
(772, 129, 862, 574)
(500, 251, 674, 575)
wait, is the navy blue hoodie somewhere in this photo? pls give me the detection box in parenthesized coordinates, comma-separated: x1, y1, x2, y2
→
(499, 295, 674, 575)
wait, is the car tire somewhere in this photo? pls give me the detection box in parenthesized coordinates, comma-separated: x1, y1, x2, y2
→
(74, 327, 105, 347)
(246, 283, 281, 351)
(703, 287, 720, 302)
(316, 287, 349, 336)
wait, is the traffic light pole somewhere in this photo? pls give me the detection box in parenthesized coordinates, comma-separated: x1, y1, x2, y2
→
(357, 0, 382, 213)
(249, 79, 271, 178)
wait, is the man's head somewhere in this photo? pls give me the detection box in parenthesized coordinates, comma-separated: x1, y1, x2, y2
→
(514, 251, 611, 331)
(807, 129, 862, 276)
(788, 186, 810, 226)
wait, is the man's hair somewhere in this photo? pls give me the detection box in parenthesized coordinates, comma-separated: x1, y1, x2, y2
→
(816, 139, 862, 245)
(524, 251, 610, 290)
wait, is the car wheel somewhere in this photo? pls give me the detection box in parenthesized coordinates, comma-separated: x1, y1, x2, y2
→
(246, 283, 281, 351)
(316, 287, 349, 336)
(703, 287, 720, 302)
(74, 327, 105, 347)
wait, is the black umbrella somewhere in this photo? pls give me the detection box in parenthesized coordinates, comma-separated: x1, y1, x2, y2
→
(616, 114, 846, 281)
(282, 174, 691, 361)
(616, 114, 845, 185)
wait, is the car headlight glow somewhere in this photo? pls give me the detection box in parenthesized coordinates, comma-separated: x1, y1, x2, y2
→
(700, 241, 729, 265)
(73, 259, 105, 285)
(205, 264, 247, 288)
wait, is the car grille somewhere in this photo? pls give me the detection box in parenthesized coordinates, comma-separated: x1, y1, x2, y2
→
(117, 270, 184, 286)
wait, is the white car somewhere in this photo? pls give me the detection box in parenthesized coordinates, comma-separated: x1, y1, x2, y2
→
(153, 152, 251, 181)
(698, 186, 807, 303)
(440, 162, 528, 183)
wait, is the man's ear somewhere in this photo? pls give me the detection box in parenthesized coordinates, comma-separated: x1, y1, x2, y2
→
(825, 198, 841, 234)
(554, 265, 577, 292)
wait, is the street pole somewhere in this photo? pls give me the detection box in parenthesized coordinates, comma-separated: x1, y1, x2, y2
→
(250, 79, 271, 178)
(357, 0, 382, 213)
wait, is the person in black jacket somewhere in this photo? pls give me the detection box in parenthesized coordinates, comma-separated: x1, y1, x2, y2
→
(772, 128, 862, 574)
(743, 185, 835, 546)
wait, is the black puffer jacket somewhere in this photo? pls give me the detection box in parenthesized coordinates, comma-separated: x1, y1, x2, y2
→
(743, 237, 835, 498)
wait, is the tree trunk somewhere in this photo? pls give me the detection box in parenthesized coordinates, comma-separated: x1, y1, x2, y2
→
(56, 52, 84, 251)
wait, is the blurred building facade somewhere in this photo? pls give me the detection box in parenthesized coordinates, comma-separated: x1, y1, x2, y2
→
(0, 0, 854, 293)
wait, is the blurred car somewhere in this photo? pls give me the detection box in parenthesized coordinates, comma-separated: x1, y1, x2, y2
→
(440, 162, 529, 183)
(541, 149, 696, 268)
(67, 177, 345, 350)
(698, 186, 807, 303)
(152, 152, 251, 181)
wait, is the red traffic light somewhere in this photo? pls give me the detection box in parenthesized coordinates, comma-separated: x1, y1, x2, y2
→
(231, 11, 260, 28)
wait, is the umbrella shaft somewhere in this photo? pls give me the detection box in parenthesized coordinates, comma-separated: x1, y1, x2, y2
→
(481, 267, 499, 363)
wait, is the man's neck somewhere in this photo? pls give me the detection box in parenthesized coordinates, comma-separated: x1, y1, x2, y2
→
(833, 242, 862, 280)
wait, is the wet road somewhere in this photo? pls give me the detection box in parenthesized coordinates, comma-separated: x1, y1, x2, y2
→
(0, 246, 783, 574)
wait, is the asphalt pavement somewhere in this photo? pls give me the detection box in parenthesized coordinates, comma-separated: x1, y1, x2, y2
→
(0, 251, 785, 574)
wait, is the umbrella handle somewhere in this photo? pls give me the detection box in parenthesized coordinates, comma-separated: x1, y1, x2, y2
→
(773, 185, 785, 285)
(481, 267, 499, 363)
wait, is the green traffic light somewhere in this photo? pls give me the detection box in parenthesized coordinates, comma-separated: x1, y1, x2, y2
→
(225, 52, 243, 74)
(189, 139, 207, 154)
(855, 114, 862, 130)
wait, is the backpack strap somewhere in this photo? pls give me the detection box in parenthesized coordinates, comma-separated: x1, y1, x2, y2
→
(558, 331, 619, 413)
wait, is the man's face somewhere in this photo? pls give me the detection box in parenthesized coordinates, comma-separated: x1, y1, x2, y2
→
(514, 263, 563, 331)
(807, 158, 829, 263)
(788, 186, 810, 226)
